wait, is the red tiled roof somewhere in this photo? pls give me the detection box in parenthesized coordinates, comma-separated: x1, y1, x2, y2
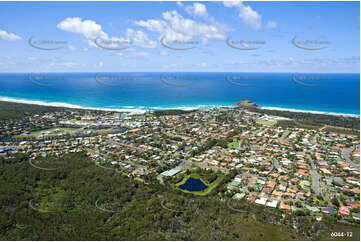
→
(338, 206, 350, 216)
(266, 181, 276, 188)
(283, 192, 296, 198)
(280, 202, 291, 210)
(346, 203, 360, 209)
(287, 187, 297, 193)
(298, 169, 308, 174)
(351, 188, 360, 194)
(346, 177, 358, 181)
(342, 187, 351, 192)
(246, 195, 256, 203)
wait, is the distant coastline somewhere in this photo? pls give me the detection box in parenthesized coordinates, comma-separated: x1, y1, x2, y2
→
(0, 97, 146, 114)
(0, 96, 359, 118)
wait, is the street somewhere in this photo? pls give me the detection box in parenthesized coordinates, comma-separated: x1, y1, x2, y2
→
(306, 154, 320, 195)
(342, 147, 359, 169)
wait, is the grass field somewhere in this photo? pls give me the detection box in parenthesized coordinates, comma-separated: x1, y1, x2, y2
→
(31, 128, 77, 135)
(227, 138, 244, 149)
(13, 128, 78, 139)
(175, 173, 225, 196)
(12, 127, 122, 139)
(256, 120, 277, 126)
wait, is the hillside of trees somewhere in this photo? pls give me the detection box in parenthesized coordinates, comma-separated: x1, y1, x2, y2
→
(0, 153, 359, 240)
(242, 106, 360, 130)
(0, 101, 69, 120)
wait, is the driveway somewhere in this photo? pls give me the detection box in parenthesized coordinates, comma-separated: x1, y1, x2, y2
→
(273, 158, 280, 170)
(311, 134, 318, 145)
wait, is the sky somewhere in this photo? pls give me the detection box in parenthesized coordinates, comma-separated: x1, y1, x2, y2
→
(0, 1, 359, 73)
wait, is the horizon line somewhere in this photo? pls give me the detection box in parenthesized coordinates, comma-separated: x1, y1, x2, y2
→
(0, 71, 360, 74)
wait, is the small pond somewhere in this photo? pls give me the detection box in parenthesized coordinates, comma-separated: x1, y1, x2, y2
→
(178, 177, 208, 192)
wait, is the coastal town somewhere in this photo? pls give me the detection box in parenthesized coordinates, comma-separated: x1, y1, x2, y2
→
(0, 104, 360, 225)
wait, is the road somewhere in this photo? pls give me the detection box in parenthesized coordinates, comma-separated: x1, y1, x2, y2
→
(0, 145, 24, 150)
(311, 134, 318, 145)
(319, 125, 327, 131)
(175, 160, 192, 171)
(306, 154, 320, 195)
(342, 147, 359, 169)
(280, 130, 290, 141)
(28, 160, 60, 171)
(272, 158, 280, 170)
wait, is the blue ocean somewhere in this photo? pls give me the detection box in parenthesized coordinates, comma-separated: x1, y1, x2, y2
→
(0, 72, 359, 115)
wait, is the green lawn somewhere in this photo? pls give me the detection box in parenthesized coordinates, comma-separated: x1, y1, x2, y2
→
(256, 120, 277, 126)
(175, 173, 225, 196)
(33, 128, 78, 135)
(13, 128, 78, 139)
(12, 127, 122, 139)
(227, 138, 244, 149)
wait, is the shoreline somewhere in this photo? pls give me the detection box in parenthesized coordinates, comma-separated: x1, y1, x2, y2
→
(0, 97, 147, 115)
(0, 96, 359, 118)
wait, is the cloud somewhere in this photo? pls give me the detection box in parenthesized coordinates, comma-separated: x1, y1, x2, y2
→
(57, 17, 155, 48)
(125, 28, 157, 48)
(185, 3, 208, 18)
(176, 1, 183, 7)
(0, 29, 22, 41)
(57, 17, 108, 39)
(57, 17, 109, 48)
(133, 10, 225, 42)
(223, 1, 262, 30)
(180, 2, 232, 36)
(223, 0, 242, 8)
(266, 20, 277, 29)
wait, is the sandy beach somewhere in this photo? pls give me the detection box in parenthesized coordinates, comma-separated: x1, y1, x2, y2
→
(0, 96, 359, 118)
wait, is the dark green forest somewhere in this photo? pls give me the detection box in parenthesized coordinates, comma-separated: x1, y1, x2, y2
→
(0, 153, 359, 241)
(0, 101, 67, 120)
(0, 101, 115, 120)
(243, 106, 360, 130)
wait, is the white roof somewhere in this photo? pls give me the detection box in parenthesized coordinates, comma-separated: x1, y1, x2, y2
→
(234, 177, 242, 182)
(255, 197, 267, 205)
(266, 200, 278, 208)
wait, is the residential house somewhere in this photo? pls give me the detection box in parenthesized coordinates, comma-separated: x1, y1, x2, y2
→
(338, 206, 350, 216)
(279, 202, 291, 211)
